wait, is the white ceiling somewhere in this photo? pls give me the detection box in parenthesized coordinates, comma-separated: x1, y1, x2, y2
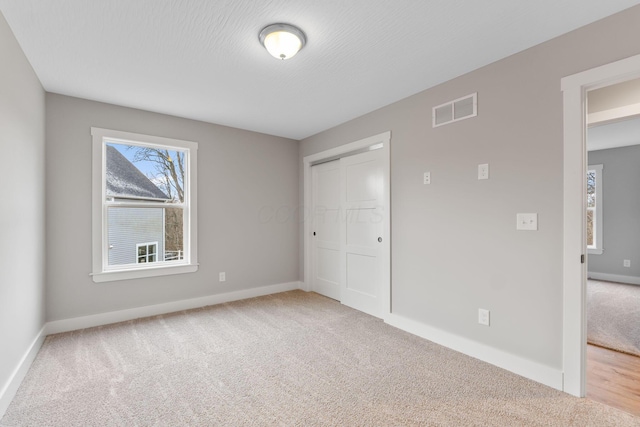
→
(1, 0, 639, 140)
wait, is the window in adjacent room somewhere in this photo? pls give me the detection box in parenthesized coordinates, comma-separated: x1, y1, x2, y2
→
(91, 127, 198, 282)
(587, 164, 603, 254)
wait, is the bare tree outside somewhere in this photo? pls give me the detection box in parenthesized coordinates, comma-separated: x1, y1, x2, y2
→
(132, 149, 185, 202)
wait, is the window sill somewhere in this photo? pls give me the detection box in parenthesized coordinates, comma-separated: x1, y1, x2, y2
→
(587, 248, 603, 255)
(91, 263, 198, 283)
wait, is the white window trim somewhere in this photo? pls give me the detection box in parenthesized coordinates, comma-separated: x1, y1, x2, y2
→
(91, 127, 198, 283)
(587, 164, 603, 255)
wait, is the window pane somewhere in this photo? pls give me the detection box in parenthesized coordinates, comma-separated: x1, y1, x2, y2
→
(587, 171, 596, 208)
(164, 207, 184, 261)
(108, 207, 165, 266)
(106, 143, 186, 204)
(587, 209, 594, 246)
(108, 207, 184, 266)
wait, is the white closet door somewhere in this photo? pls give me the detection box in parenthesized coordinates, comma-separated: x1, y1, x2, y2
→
(311, 160, 341, 300)
(340, 149, 384, 318)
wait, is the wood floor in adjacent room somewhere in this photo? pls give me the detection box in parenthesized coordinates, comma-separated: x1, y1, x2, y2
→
(587, 344, 640, 417)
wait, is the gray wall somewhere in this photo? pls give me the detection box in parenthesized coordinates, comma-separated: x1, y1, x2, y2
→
(0, 12, 46, 403)
(588, 145, 640, 278)
(300, 6, 640, 370)
(46, 94, 299, 321)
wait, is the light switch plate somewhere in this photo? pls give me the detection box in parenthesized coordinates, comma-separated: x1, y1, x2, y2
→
(478, 163, 489, 180)
(424, 172, 431, 185)
(516, 213, 538, 231)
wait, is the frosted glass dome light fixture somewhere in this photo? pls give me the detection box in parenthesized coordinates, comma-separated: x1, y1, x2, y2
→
(259, 23, 306, 60)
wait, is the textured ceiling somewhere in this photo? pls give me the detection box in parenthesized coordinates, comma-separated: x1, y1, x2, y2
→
(1, 0, 639, 140)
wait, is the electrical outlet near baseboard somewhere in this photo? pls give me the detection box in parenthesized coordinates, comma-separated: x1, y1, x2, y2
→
(478, 308, 490, 326)
(219, 272, 226, 282)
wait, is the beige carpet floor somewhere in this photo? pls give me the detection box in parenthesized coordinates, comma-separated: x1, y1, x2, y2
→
(587, 280, 640, 357)
(2, 291, 639, 426)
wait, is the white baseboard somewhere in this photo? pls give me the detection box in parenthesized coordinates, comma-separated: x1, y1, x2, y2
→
(587, 272, 640, 285)
(299, 281, 311, 292)
(385, 313, 564, 391)
(0, 326, 47, 419)
(46, 281, 302, 335)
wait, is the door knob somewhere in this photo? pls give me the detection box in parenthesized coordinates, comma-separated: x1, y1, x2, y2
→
(378, 237, 382, 243)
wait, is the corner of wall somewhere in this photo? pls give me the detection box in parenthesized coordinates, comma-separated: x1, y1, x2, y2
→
(0, 328, 47, 419)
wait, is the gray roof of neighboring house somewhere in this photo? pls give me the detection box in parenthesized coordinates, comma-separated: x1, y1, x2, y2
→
(106, 145, 170, 200)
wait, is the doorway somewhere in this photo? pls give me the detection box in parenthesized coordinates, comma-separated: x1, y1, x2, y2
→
(562, 53, 640, 398)
(584, 78, 640, 416)
(303, 132, 391, 320)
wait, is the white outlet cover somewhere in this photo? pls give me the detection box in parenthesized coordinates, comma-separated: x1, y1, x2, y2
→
(624, 260, 631, 267)
(478, 308, 490, 326)
(516, 213, 538, 231)
(478, 163, 489, 180)
(424, 172, 431, 185)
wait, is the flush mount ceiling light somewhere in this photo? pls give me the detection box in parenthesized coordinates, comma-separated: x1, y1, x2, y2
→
(259, 23, 306, 60)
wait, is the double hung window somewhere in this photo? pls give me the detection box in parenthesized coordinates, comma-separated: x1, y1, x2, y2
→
(91, 128, 198, 282)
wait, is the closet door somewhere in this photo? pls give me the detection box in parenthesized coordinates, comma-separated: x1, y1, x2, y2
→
(311, 160, 341, 300)
(340, 149, 384, 318)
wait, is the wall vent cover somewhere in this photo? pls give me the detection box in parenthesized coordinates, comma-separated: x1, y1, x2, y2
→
(432, 93, 477, 127)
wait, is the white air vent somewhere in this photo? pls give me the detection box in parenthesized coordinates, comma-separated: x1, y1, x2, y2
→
(432, 93, 477, 128)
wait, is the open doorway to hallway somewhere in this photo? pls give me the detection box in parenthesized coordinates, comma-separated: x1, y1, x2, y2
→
(585, 78, 640, 416)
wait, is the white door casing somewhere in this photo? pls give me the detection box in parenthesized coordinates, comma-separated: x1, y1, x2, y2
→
(562, 53, 640, 397)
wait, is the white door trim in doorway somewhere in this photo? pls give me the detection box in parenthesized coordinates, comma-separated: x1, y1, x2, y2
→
(303, 132, 391, 321)
(561, 53, 640, 397)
